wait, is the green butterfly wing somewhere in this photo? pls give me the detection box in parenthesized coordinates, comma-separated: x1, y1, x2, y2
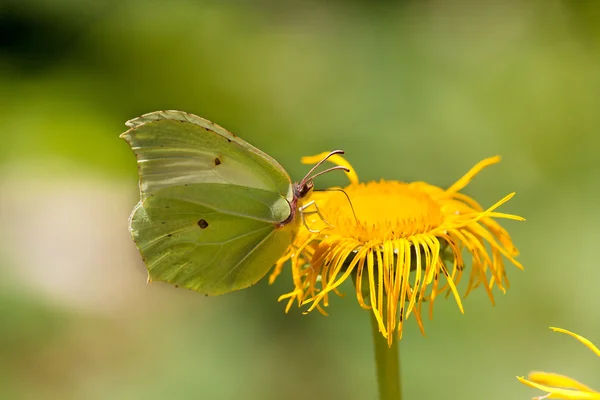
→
(121, 110, 297, 295)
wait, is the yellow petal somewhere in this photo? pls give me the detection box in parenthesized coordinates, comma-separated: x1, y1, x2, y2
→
(550, 327, 600, 358)
(446, 155, 501, 194)
(528, 371, 596, 393)
(517, 376, 600, 399)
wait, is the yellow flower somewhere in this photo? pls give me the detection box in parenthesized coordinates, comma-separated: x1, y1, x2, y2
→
(518, 327, 600, 399)
(270, 154, 523, 345)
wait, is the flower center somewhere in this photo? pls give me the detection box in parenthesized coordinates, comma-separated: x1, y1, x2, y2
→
(320, 181, 444, 242)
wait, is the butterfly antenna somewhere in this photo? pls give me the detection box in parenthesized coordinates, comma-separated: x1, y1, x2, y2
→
(324, 187, 358, 223)
(300, 150, 345, 185)
(306, 165, 350, 183)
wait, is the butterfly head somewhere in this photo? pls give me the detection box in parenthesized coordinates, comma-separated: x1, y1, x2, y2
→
(296, 180, 314, 199)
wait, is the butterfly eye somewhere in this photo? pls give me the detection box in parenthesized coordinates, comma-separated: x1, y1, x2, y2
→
(299, 181, 314, 198)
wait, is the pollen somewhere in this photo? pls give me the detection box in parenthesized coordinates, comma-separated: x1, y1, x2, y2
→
(321, 181, 444, 242)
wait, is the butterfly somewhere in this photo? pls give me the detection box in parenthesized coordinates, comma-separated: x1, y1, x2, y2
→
(121, 110, 347, 295)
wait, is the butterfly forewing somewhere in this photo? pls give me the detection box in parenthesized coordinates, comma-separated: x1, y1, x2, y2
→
(122, 110, 293, 201)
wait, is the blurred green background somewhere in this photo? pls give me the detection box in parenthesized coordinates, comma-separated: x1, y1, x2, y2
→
(1, 0, 599, 399)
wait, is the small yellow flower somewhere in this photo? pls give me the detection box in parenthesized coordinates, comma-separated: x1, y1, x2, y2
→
(518, 327, 600, 399)
(270, 154, 523, 345)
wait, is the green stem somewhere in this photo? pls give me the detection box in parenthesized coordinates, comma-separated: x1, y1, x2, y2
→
(370, 312, 402, 400)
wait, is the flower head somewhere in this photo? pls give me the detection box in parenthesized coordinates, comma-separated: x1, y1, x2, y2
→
(518, 327, 600, 399)
(270, 154, 523, 345)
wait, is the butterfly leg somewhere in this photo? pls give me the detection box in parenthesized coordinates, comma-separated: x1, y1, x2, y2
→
(301, 201, 334, 227)
(299, 204, 320, 233)
(299, 201, 334, 233)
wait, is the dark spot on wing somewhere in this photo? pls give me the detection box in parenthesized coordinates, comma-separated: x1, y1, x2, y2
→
(161, 222, 166, 224)
(167, 234, 172, 237)
(198, 219, 209, 229)
(214, 157, 221, 166)
(227, 138, 232, 143)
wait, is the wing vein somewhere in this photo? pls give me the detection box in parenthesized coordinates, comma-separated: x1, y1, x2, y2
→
(215, 229, 277, 286)
(158, 195, 280, 223)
